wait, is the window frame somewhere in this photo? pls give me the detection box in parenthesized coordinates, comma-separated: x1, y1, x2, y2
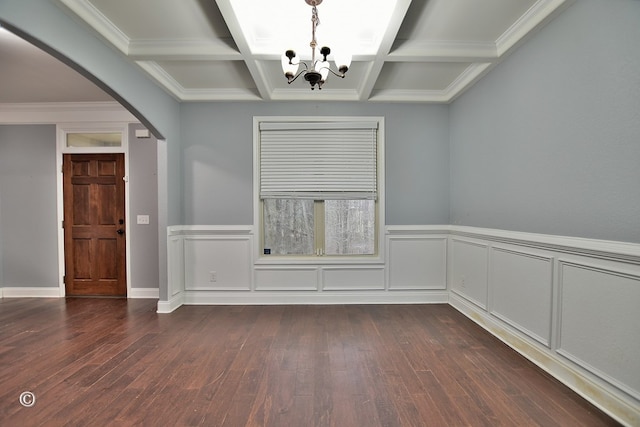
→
(58, 122, 128, 154)
(253, 116, 385, 265)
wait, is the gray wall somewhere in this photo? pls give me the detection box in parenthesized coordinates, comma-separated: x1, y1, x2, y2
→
(0, 124, 159, 290)
(0, 0, 183, 299)
(0, 125, 58, 287)
(128, 124, 159, 289)
(449, 0, 640, 243)
(181, 102, 450, 226)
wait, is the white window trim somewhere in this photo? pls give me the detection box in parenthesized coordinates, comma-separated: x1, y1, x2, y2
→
(253, 116, 385, 265)
(57, 122, 129, 154)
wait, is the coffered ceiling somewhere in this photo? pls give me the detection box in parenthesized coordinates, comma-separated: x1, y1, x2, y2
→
(2, 0, 572, 104)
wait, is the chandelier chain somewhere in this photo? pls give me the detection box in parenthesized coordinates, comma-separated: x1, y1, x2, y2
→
(310, 5, 319, 63)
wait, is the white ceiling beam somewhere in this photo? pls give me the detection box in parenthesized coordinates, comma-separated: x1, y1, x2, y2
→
(215, 0, 271, 100)
(359, 0, 413, 101)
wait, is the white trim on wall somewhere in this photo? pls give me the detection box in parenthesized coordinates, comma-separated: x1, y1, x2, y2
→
(56, 122, 131, 298)
(128, 288, 159, 299)
(447, 226, 640, 427)
(160, 223, 640, 426)
(164, 224, 448, 311)
(0, 102, 137, 124)
(252, 116, 386, 265)
(1, 287, 63, 298)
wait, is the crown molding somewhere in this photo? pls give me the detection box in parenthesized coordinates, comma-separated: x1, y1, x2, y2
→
(496, 0, 573, 56)
(0, 102, 137, 124)
(137, 61, 261, 101)
(367, 89, 451, 103)
(180, 88, 262, 102)
(128, 38, 241, 60)
(58, 0, 131, 54)
(269, 88, 363, 102)
(442, 62, 493, 101)
(389, 40, 498, 62)
(135, 61, 184, 101)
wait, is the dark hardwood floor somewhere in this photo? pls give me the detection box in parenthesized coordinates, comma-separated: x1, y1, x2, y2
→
(0, 298, 619, 426)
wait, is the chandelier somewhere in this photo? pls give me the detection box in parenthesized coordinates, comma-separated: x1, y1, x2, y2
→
(281, 0, 352, 90)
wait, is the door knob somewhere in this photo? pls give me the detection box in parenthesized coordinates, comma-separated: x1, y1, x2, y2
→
(116, 229, 124, 235)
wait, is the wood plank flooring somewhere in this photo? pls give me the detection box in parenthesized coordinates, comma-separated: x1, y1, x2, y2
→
(0, 298, 619, 426)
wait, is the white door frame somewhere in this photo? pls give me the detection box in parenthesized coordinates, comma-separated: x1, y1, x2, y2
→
(56, 121, 131, 297)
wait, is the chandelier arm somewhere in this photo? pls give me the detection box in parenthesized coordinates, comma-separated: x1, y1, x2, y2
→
(323, 67, 346, 79)
(287, 66, 310, 85)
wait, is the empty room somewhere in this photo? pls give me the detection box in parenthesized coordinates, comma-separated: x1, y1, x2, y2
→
(0, 0, 638, 425)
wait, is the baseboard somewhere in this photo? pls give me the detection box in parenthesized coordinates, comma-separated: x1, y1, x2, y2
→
(181, 290, 449, 306)
(449, 293, 638, 427)
(1, 287, 62, 298)
(128, 288, 159, 299)
(156, 292, 184, 313)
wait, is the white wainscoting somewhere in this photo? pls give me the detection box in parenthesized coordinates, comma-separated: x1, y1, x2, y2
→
(448, 226, 640, 427)
(160, 224, 640, 426)
(386, 230, 447, 290)
(184, 236, 252, 291)
(322, 266, 385, 291)
(490, 246, 554, 347)
(450, 238, 489, 310)
(557, 260, 640, 401)
(254, 266, 318, 291)
(162, 225, 449, 308)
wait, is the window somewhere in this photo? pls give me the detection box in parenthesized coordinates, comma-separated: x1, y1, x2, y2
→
(58, 123, 128, 154)
(255, 118, 383, 258)
(66, 132, 122, 148)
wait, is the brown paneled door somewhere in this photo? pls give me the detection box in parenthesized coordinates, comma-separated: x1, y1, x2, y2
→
(63, 153, 126, 296)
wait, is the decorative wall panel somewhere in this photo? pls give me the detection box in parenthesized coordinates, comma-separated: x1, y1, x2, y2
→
(322, 266, 385, 291)
(450, 238, 489, 309)
(490, 247, 554, 346)
(184, 236, 252, 291)
(254, 266, 318, 291)
(387, 236, 447, 290)
(558, 261, 640, 400)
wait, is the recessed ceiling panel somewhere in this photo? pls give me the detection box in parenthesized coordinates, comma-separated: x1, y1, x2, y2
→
(156, 60, 254, 89)
(398, 0, 537, 42)
(88, 0, 231, 39)
(376, 62, 472, 91)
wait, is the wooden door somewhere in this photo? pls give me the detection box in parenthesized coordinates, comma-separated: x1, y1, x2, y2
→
(63, 153, 126, 296)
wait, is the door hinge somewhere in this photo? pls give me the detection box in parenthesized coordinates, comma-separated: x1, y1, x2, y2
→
(63, 275, 66, 284)
(62, 220, 64, 229)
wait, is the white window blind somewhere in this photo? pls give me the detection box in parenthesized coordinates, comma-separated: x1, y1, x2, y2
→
(259, 121, 378, 200)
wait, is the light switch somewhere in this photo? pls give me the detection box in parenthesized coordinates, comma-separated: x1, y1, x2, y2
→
(137, 215, 150, 225)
